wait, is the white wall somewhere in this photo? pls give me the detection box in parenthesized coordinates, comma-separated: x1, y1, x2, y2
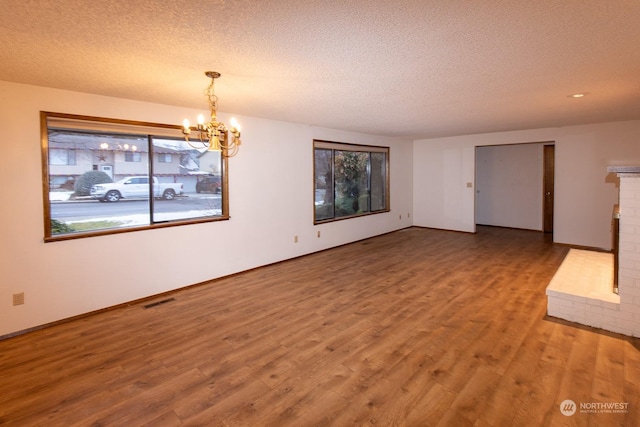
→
(0, 81, 413, 337)
(413, 121, 640, 249)
(412, 138, 477, 232)
(475, 143, 545, 230)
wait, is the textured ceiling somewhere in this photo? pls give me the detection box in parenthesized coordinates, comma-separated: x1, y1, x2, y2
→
(1, 0, 639, 139)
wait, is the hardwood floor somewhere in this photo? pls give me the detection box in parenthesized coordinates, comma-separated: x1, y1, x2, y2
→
(1, 226, 639, 426)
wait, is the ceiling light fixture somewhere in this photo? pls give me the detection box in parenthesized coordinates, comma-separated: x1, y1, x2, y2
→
(568, 92, 589, 98)
(182, 71, 241, 157)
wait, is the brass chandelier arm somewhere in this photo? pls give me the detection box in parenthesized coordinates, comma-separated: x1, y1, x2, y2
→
(183, 133, 205, 150)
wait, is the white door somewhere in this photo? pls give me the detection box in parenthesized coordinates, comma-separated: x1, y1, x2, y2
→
(100, 165, 113, 179)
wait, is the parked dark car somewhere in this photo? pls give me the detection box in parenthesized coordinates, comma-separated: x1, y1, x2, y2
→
(195, 175, 221, 193)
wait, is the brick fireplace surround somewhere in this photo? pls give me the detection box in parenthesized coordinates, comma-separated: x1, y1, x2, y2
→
(546, 166, 640, 337)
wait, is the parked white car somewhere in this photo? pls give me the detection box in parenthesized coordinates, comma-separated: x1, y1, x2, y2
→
(90, 176, 183, 202)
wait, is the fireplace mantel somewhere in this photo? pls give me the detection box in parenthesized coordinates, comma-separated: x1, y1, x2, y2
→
(608, 165, 640, 174)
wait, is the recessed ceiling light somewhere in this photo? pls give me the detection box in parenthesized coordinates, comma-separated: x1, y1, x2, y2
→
(568, 92, 589, 98)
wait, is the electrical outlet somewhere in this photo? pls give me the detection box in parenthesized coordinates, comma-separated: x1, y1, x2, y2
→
(294, 235, 298, 243)
(13, 292, 24, 306)
(317, 231, 321, 238)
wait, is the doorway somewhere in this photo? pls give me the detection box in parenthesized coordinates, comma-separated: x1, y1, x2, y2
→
(475, 142, 554, 232)
(100, 164, 114, 180)
(543, 145, 555, 233)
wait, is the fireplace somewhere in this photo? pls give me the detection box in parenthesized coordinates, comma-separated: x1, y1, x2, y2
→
(545, 166, 640, 337)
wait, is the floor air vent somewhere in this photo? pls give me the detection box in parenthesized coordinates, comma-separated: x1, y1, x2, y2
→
(143, 298, 176, 309)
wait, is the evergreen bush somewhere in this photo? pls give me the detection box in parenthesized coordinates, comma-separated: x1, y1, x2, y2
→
(74, 171, 111, 196)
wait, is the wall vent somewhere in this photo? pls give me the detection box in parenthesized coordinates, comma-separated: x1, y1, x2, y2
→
(143, 298, 176, 309)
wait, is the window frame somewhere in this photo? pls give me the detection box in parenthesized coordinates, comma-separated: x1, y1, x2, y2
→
(157, 153, 173, 163)
(124, 151, 142, 162)
(49, 147, 76, 165)
(41, 111, 230, 242)
(313, 139, 390, 224)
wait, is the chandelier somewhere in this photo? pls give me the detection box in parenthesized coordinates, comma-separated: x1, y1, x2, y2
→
(182, 71, 241, 157)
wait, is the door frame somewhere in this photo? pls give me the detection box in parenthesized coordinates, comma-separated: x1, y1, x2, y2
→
(473, 141, 555, 233)
(543, 144, 555, 234)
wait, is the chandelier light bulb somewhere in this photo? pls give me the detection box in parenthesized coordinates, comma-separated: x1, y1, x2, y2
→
(197, 114, 205, 125)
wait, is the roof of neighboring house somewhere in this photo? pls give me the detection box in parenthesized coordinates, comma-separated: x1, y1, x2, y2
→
(48, 130, 197, 154)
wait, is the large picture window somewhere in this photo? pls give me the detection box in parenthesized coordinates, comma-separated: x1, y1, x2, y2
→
(42, 112, 229, 241)
(314, 140, 389, 223)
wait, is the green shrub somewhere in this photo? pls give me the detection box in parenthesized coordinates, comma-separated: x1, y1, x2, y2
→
(51, 219, 75, 234)
(74, 171, 111, 196)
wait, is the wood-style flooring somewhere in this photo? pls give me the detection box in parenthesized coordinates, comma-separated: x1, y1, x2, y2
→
(1, 226, 639, 426)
